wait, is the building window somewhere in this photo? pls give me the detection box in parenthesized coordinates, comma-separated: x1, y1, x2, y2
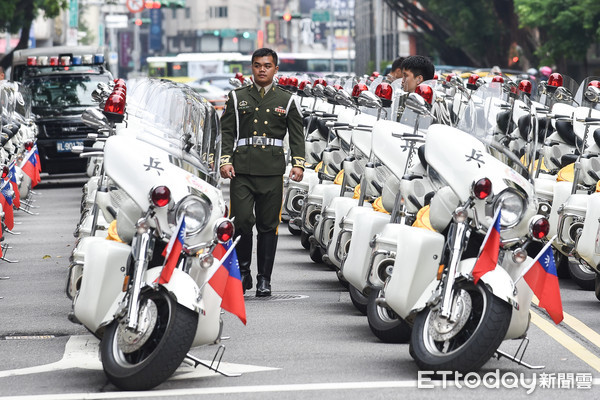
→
(209, 6, 228, 18)
(185, 7, 191, 18)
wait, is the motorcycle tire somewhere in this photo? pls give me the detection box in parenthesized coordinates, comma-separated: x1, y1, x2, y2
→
(288, 223, 302, 236)
(348, 284, 368, 316)
(568, 261, 596, 291)
(409, 281, 511, 373)
(336, 269, 350, 289)
(554, 250, 571, 279)
(300, 231, 311, 250)
(367, 289, 411, 343)
(100, 288, 198, 391)
(309, 241, 324, 264)
(595, 274, 600, 302)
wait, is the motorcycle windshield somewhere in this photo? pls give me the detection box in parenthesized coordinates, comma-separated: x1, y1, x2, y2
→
(126, 78, 219, 181)
(574, 76, 600, 110)
(428, 83, 533, 200)
(538, 74, 579, 109)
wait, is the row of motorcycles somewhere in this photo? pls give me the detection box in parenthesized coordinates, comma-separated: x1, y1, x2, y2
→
(266, 68, 600, 373)
(65, 77, 241, 390)
(0, 81, 42, 268)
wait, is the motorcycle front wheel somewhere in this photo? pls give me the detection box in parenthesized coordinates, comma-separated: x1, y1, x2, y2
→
(409, 282, 511, 373)
(100, 288, 198, 390)
(367, 289, 411, 343)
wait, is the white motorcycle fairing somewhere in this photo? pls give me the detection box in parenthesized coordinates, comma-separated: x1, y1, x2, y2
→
(383, 224, 444, 319)
(342, 211, 391, 291)
(73, 237, 130, 333)
(575, 192, 600, 272)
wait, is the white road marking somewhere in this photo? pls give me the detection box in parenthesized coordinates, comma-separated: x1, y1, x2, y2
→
(0, 335, 277, 379)
(1, 379, 597, 400)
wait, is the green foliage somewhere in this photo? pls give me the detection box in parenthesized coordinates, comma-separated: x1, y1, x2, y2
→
(420, 0, 504, 59)
(515, 0, 600, 64)
(0, 0, 67, 33)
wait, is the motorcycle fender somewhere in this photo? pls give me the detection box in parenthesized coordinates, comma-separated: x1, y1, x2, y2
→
(144, 267, 202, 313)
(457, 258, 518, 308)
(73, 238, 130, 333)
(384, 225, 444, 319)
(145, 265, 222, 347)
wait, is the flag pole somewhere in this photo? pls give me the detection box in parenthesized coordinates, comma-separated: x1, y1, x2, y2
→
(514, 235, 557, 285)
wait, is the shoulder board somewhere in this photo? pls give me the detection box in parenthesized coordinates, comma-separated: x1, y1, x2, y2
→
(234, 85, 250, 92)
(275, 86, 294, 95)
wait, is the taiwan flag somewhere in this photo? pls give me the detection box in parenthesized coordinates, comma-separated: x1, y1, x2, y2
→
(157, 216, 185, 285)
(472, 209, 502, 284)
(209, 240, 247, 325)
(524, 243, 564, 324)
(0, 182, 14, 231)
(8, 165, 20, 209)
(21, 151, 41, 188)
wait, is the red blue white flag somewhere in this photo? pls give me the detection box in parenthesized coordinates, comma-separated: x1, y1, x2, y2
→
(209, 240, 247, 325)
(9, 164, 20, 209)
(523, 241, 564, 324)
(0, 181, 14, 230)
(157, 216, 185, 285)
(21, 150, 41, 188)
(472, 209, 502, 284)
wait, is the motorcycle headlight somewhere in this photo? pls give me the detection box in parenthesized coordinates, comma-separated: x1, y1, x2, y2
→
(174, 195, 212, 237)
(493, 189, 526, 228)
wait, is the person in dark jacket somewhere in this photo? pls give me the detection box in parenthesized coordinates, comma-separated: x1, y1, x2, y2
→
(220, 48, 305, 297)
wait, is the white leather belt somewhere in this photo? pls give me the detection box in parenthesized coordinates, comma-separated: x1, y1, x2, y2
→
(237, 137, 284, 147)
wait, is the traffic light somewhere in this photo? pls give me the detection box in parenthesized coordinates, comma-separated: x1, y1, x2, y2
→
(132, 17, 151, 25)
(279, 12, 301, 21)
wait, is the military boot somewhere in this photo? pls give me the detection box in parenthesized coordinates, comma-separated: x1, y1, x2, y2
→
(236, 233, 253, 294)
(256, 231, 278, 297)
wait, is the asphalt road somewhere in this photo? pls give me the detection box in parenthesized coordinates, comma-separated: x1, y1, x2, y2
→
(0, 174, 599, 399)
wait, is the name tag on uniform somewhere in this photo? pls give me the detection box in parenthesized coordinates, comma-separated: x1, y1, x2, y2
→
(274, 106, 286, 114)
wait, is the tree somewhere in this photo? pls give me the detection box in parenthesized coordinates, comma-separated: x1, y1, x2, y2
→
(0, 0, 67, 70)
(385, 0, 539, 68)
(515, 0, 600, 73)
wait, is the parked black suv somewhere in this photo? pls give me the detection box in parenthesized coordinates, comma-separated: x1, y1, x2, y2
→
(12, 46, 113, 174)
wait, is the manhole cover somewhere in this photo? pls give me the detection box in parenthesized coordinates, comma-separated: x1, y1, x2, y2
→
(244, 294, 308, 301)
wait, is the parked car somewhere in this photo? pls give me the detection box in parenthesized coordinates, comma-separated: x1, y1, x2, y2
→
(12, 46, 113, 174)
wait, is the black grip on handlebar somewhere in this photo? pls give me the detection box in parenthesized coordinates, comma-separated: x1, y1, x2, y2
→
(74, 146, 101, 153)
(319, 112, 338, 118)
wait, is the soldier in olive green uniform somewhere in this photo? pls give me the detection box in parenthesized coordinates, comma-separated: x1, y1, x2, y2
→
(220, 48, 305, 297)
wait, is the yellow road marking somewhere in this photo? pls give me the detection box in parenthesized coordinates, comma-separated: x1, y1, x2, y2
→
(532, 295, 600, 349)
(530, 312, 600, 372)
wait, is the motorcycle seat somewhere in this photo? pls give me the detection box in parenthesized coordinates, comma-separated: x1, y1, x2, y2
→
(496, 110, 515, 134)
(560, 154, 578, 168)
(593, 128, 600, 148)
(417, 145, 428, 170)
(555, 120, 584, 147)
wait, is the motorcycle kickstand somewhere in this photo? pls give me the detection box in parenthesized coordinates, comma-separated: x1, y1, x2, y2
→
(1, 243, 18, 263)
(184, 345, 242, 377)
(18, 207, 39, 216)
(494, 337, 545, 370)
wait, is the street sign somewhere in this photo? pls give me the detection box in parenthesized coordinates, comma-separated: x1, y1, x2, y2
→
(69, 0, 78, 28)
(105, 14, 128, 29)
(126, 0, 145, 13)
(311, 9, 330, 22)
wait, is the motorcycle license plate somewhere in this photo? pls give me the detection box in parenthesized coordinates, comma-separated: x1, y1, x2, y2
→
(56, 140, 83, 153)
